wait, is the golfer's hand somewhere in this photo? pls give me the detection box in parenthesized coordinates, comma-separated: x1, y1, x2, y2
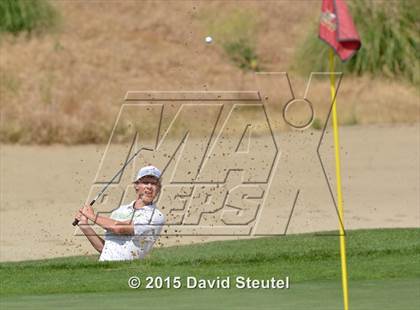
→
(81, 205, 95, 221)
(75, 210, 88, 225)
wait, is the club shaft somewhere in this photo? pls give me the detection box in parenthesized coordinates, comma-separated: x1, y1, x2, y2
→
(72, 147, 152, 226)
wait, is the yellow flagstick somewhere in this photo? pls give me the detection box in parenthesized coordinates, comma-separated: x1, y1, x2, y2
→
(329, 48, 350, 310)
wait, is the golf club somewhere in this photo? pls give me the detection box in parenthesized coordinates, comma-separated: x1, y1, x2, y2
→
(72, 146, 154, 226)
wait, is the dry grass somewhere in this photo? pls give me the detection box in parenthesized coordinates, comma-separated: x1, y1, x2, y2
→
(0, 1, 418, 144)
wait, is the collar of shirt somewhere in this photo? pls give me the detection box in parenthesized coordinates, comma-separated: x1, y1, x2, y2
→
(128, 200, 156, 211)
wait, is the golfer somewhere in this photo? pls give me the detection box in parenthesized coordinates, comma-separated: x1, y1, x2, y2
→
(75, 165, 165, 261)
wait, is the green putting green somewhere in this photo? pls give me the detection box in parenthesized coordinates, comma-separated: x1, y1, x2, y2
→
(1, 279, 419, 310)
(1, 229, 419, 309)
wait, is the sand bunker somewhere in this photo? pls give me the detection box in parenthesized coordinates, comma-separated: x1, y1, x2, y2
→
(0, 124, 418, 262)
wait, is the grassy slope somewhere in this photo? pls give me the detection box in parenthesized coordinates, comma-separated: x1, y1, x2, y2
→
(1, 2, 419, 144)
(1, 229, 419, 299)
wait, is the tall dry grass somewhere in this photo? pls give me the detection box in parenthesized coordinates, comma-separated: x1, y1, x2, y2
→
(203, 8, 260, 71)
(295, 0, 420, 85)
(0, 1, 418, 144)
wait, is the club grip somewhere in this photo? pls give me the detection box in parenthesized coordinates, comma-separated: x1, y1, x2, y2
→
(72, 199, 96, 226)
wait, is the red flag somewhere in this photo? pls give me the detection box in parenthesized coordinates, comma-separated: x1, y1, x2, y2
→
(319, 0, 361, 61)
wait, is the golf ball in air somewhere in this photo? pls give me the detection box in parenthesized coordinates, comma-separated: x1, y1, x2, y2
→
(205, 36, 213, 44)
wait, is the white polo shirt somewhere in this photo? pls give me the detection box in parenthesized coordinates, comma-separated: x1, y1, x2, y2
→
(99, 201, 165, 261)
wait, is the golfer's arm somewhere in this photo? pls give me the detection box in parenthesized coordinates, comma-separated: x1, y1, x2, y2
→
(78, 224, 105, 253)
(91, 215, 134, 235)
